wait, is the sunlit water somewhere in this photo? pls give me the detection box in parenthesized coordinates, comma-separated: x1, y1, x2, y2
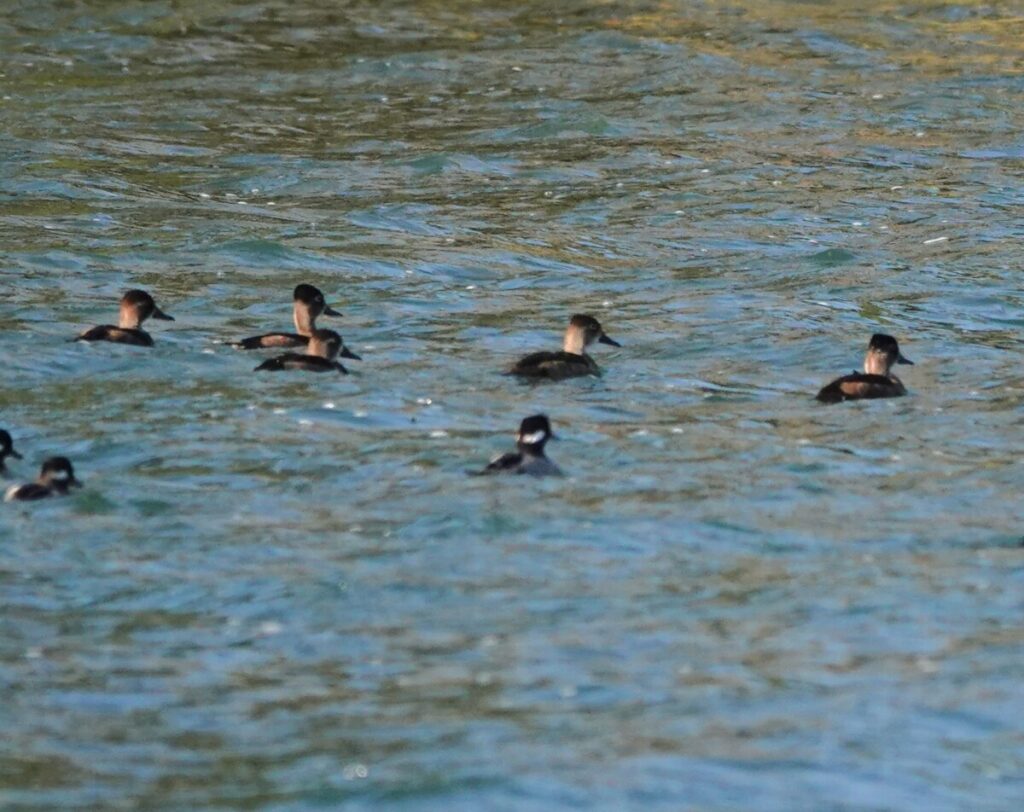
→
(2, 1, 1024, 809)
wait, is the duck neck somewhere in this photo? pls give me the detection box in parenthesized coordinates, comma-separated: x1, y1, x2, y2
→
(518, 441, 546, 458)
(863, 351, 892, 377)
(118, 305, 141, 329)
(562, 327, 587, 355)
(293, 303, 316, 336)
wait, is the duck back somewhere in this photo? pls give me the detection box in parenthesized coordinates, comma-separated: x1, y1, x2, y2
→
(4, 483, 52, 502)
(509, 351, 600, 380)
(255, 354, 347, 374)
(75, 325, 154, 347)
(232, 333, 308, 350)
(817, 373, 906, 403)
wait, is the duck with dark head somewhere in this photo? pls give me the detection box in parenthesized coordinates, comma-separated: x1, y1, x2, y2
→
(816, 333, 914, 403)
(231, 284, 341, 349)
(472, 414, 562, 477)
(509, 314, 621, 380)
(4, 457, 82, 502)
(0, 430, 22, 474)
(254, 328, 360, 374)
(74, 290, 174, 347)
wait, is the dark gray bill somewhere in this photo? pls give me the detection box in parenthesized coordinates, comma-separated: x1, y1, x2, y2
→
(340, 347, 361, 360)
(897, 353, 913, 365)
(598, 333, 621, 347)
(323, 305, 343, 317)
(10, 449, 22, 460)
(152, 306, 175, 321)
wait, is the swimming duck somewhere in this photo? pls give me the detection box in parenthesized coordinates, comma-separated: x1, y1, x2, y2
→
(816, 333, 913, 403)
(254, 328, 360, 374)
(74, 289, 174, 347)
(231, 284, 341, 349)
(0, 430, 22, 474)
(509, 314, 621, 380)
(473, 414, 562, 477)
(4, 456, 81, 502)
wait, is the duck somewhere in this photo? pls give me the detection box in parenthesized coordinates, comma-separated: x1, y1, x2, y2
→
(509, 314, 621, 380)
(4, 456, 82, 502)
(472, 414, 562, 477)
(816, 333, 914, 403)
(254, 329, 360, 374)
(0, 430, 22, 474)
(231, 284, 341, 349)
(74, 289, 174, 347)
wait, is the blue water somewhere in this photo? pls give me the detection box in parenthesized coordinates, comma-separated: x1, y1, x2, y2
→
(2, 2, 1024, 809)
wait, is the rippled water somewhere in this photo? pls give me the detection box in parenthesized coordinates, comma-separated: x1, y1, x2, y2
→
(3, 1, 1024, 808)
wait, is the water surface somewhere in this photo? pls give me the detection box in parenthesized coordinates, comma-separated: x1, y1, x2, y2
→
(2, 1, 1024, 809)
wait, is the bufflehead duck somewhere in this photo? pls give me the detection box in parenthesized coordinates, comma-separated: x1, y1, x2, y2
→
(231, 284, 342, 349)
(816, 333, 914, 403)
(4, 456, 81, 502)
(0, 430, 23, 474)
(74, 289, 174, 346)
(254, 328, 360, 374)
(509, 314, 621, 380)
(473, 414, 562, 477)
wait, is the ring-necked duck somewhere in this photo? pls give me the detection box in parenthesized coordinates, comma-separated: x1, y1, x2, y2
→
(509, 314, 620, 380)
(254, 328, 360, 374)
(74, 290, 174, 347)
(231, 284, 341, 349)
(817, 333, 913, 403)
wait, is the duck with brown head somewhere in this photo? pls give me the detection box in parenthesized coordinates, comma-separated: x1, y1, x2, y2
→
(4, 457, 82, 502)
(509, 314, 621, 380)
(74, 289, 174, 347)
(254, 328, 361, 374)
(231, 284, 342, 349)
(816, 333, 914, 403)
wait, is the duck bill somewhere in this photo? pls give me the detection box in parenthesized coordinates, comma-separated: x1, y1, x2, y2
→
(69, 477, 83, 488)
(152, 306, 175, 321)
(598, 333, 621, 347)
(340, 347, 361, 360)
(897, 353, 914, 365)
(323, 305, 343, 317)
(9, 449, 22, 460)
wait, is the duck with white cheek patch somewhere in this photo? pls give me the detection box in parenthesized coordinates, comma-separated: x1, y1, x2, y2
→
(472, 414, 562, 477)
(4, 457, 82, 502)
(817, 333, 914, 403)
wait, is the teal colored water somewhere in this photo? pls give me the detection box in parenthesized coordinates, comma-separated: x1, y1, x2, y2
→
(2, 2, 1023, 809)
